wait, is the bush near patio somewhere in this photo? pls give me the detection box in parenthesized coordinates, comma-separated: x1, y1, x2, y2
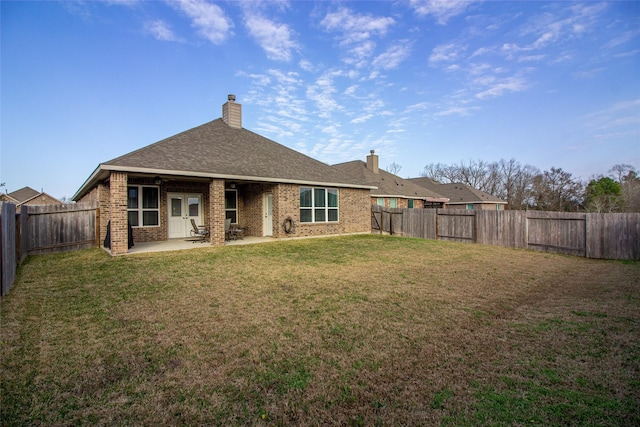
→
(1, 235, 639, 426)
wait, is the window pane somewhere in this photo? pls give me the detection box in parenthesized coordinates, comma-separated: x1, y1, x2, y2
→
(142, 187, 158, 209)
(300, 209, 312, 223)
(328, 189, 338, 207)
(300, 188, 312, 207)
(128, 211, 139, 227)
(225, 211, 237, 224)
(377, 198, 385, 206)
(171, 198, 182, 217)
(328, 209, 338, 222)
(127, 187, 138, 209)
(390, 198, 397, 208)
(314, 208, 326, 222)
(225, 190, 237, 209)
(408, 199, 414, 209)
(314, 188, 326, 207)
(142, 211, 159, 226)
(188, 198, 199, 217)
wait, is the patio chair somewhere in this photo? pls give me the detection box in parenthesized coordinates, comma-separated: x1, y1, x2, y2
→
(225, 218, 231, 241)
(190, 219, 210, 243)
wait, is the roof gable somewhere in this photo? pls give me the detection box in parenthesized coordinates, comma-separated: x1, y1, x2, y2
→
(8, 186, 40, 203)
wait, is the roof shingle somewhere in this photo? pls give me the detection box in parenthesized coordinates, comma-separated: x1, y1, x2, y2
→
(333, 161, 448, 201)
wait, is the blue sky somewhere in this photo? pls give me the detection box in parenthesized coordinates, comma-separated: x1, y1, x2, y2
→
(2, 0, 639, 200)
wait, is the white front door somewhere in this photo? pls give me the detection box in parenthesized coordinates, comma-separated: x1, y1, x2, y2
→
(263, 193, 273, 237)
(168, 193, 203, 239)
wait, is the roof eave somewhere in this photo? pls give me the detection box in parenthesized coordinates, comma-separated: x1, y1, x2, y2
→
(73, 164, 377, 200)
(371, 192, 449, 202)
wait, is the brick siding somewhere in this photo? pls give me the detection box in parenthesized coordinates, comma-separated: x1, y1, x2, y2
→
(208, 179, 225, 246)
(109, 172, 129, 255)
(85, 174, 372, 254)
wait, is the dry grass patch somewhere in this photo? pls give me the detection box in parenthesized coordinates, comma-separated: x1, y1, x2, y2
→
(1, 235, 638, 426)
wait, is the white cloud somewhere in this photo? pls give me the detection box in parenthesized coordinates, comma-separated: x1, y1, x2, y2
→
(470, 46, 493, 58)
(320, 7, 396, 67)
(144, 19, 183, 42)
(434, 106, 478, 117)
(321, 124, 341, 136)
(409, 0, 476, 25)
(174, 0, 233, 45)
(351, 113, 374, 124)
(504, 2, 609, 61)
(343, 40, 376, 68)
(429, 42, 465, 63)
(299, 60, 314, 72)
(267, 69, 301, 86)
(468, 63, 491, 75)
(372, 41, 412, 70)
(244, 13, 298, 61)
(306, 73, 341, 119)
(320, 7, 395, 44)
(475, 77, 528, 99)
(518, 54, 546, 63)
(605, 29, 640, 49)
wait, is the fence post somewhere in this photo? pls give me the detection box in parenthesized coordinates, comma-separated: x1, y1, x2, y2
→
(1, 202, 17, 296)
(524, 211, 529, 251)
(95, 207, 101, 247)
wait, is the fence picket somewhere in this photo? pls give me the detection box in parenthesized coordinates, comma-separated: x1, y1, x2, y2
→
(370, 205, 639, 260)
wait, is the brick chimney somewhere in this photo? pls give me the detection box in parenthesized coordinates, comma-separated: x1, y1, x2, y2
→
(366, 150, 379, 173)
(222, 94, 242, 129)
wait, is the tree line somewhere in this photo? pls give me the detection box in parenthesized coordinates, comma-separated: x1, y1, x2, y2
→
(419, 160, 640, 212)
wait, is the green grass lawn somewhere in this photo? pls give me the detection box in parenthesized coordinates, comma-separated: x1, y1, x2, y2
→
(1, 234, 639, 426)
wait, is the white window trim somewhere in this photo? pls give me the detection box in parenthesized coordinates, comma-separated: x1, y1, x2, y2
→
(225, 189, 238, 224)
(300, 187, 339, 223)
(127, 185, 160, 228)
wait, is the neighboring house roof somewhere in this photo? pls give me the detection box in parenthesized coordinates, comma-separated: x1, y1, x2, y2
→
(8, 187, 40, 203)
(74, 117, 374, 201)
(408, 177, 506, 205)
(333, 158, 449, 202)
(3, 186, 63, 206)
(0, 193, 20, 204)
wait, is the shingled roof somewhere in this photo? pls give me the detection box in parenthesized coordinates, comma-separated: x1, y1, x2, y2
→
(333, 160, 449, 202)
(74, 118, 373, 200)
(408, 177, 506, 205)
(7, 187, 40, 203)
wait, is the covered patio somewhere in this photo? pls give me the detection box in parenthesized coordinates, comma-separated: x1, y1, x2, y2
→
(126, 235, 276, 255)
(123, 231, 372, 255)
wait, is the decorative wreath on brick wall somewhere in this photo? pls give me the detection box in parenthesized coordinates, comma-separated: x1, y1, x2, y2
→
(282, 217, 295, 234)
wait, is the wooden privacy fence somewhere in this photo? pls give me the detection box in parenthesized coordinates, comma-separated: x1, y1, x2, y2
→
(372, 204, 640, 260)
(0, 202, 99, 296)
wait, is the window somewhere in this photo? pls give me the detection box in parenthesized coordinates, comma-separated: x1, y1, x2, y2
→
(376, 197, 385, 206)
(466, 204, 474, 210)
(225, 190, 238, 224)
(389, 198, 397, 208)
(496, 204, 501, 211)
(127, 186, 159, 227)
(300, 187, 338, 223)
(408, 199, 414, 209)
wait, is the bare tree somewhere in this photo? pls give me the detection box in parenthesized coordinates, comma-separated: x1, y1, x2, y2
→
(531, 167, 584, 211)
(385, 162, 402, 175)
(422, 158, 537, 208)
(609, 164, 640, 212)
(421, 162, 457, 183)
(496, 159, 539, 210)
